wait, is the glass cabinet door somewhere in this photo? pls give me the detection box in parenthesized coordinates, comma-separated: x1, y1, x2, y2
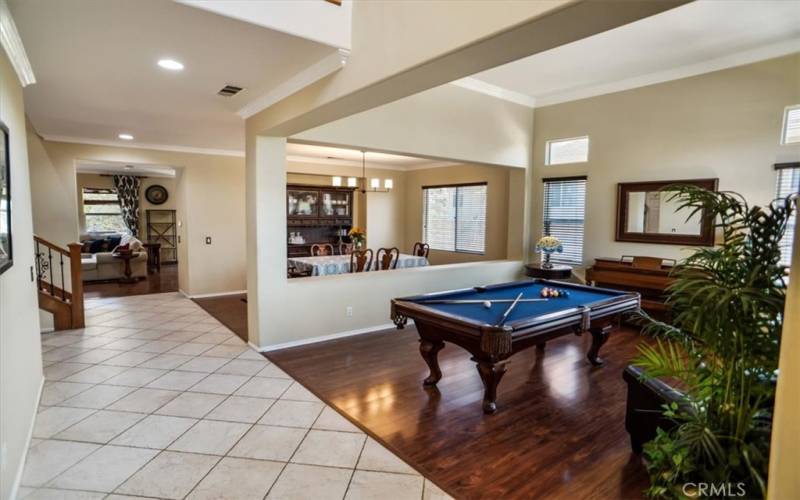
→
(321, 191, 351, 217)
(287, 190, 319, 217)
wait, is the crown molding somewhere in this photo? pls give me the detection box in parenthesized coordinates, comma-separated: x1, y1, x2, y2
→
(449, 77, 536, 108)
(238, 48, 349, 119)
(0, 0, 36, 87)
(40, 134, 245, 158)
(535, 38, 800, 107)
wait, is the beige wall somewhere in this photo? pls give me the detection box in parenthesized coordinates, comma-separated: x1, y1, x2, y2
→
(0, 48, 44, 500)
(295, 84, 535, 168)
(404, 164, 513, 265)
(26, 137, 246, 296)
(530, 54, 800, 267)
(74, 173, 178, 238)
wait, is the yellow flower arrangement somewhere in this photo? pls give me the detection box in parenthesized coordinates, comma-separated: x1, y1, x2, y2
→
(348, 227, 366, 247)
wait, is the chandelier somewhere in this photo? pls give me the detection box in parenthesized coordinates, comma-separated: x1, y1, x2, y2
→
(331, 151, 392, 193)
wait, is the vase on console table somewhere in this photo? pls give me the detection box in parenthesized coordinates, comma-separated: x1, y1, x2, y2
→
(535, 236, 563, 270)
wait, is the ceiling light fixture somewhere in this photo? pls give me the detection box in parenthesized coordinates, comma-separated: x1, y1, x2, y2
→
(118, 133, 134, 140)
(357, 151, 392, 194)
(157, 59, 184, 71)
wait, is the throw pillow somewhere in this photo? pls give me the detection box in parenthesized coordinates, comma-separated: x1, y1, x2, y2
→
(89, 239, 105, 254)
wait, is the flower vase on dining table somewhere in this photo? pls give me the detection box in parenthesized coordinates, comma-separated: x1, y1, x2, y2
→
(348, 227, 366, 252)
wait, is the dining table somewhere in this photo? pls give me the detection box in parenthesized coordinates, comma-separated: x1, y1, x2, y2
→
(288, 253, 429, 277)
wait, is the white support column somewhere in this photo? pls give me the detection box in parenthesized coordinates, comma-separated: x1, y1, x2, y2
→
(246, 135, 287, 347)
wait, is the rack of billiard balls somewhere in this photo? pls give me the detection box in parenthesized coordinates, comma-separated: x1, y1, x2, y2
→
(539, 286, 570, 298)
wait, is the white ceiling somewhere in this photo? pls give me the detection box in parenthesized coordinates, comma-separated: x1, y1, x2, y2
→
(287, 143, 456, 171)
(466, 0, 800, 107)
(10, 0, 336, 153)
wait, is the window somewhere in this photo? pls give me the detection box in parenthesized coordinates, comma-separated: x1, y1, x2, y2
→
(545, 136, 589, 165)
(781, 105, 800, 145)
(775, 164, 799, 266)
(83, 187, 126, 233)
(423, 183, 487, 253)
(542, 176, 586, 265)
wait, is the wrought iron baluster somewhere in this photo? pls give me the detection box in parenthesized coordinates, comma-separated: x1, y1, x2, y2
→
(48, 248, 54, 296)
(60, 252, 66, 300)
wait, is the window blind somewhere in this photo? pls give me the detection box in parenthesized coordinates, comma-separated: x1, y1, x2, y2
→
(775, 165, 799, 266)
(542, 177, 586, 265)
(423, 183, 486, 253)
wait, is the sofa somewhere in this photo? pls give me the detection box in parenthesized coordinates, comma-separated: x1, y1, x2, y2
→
(81, 251, 147, 281)
(622, 365, 684, 453)
(80, 233, 147, 282)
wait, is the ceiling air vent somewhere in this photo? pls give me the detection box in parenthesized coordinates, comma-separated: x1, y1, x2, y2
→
(217, 85, 245, 97)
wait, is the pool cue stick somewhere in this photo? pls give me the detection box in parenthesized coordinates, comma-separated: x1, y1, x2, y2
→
(415, 298, 548, 305)
(497, 292, 523, 326)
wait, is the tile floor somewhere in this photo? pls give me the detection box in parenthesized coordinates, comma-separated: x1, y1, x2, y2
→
(22, 292, 451, 500)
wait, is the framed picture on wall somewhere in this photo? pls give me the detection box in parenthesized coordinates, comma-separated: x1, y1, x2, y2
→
(0, 122, 11, 275)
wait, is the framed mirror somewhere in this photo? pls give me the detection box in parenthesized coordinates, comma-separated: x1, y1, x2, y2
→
(616, 178, 718, 246)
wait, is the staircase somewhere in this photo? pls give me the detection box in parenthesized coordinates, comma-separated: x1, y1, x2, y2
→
(34, 236, 85, 331)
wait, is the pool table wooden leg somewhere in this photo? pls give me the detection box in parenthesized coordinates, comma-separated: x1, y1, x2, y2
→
(587, 324, 613, 366)
(419, 339, 445, 386)
(476, 360, 507, 414)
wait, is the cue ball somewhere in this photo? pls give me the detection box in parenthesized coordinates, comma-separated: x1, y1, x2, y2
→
(482, 301, 492, 309)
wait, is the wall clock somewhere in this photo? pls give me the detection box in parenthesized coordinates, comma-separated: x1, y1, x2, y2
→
(145, 184, 169, 205)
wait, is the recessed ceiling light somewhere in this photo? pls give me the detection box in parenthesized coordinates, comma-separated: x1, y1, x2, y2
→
(157, 59, 184, 71)
(118, 133, 134, 140)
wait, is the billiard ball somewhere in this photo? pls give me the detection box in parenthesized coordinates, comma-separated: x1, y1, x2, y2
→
(482, 301, 492, 309)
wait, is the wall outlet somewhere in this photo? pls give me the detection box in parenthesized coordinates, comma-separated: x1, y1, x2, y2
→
(346, 306, 353, 317)
(205, 236, 212, 245)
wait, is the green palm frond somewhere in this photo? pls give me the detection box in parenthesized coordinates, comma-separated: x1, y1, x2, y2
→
(638, 187, 794, 499)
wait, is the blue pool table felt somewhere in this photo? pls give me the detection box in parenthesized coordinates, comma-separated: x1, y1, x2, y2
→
(415, 282, 624, 326)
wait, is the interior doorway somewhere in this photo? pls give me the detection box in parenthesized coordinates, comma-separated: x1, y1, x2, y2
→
(74, 160, 182, 299)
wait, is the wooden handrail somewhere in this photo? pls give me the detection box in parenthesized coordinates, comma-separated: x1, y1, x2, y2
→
(33, 234, 70, 255)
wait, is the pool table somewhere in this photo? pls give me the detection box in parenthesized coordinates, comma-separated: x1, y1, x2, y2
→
(391, 279, 640, 413)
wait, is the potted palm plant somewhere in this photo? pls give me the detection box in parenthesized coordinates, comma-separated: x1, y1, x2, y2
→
(627, 186, 795, 499)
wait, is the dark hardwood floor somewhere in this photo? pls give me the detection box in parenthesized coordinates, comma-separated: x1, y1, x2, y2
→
(83, 263, 179, 299)
(267, 325, 651, 500)
(193, 293, 248, 342)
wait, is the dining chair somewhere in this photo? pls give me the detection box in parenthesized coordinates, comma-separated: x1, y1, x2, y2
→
(338, 242, 354, 255)
(350, 249, 373, 273)
(311, 243, 334, 256)
(412, 242, 430, 259)
(376, 247, 400, 270)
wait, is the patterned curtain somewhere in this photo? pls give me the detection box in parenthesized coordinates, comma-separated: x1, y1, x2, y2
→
(112, 175, 141, 236)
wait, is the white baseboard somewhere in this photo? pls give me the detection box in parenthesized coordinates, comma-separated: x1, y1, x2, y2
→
(181, 290, 247, 299)
(9, 376, 45, 500)
(40, 327, 54, 334)
(256, 321, 409, 353)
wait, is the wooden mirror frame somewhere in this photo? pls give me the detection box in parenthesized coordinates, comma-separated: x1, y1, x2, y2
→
(615, 178, 718, 246)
